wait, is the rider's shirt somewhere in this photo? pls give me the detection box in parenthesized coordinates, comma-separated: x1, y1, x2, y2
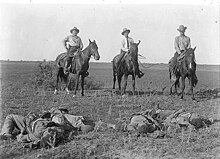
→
(174, 35, 191, 53)
(121, 36, 134, 52)
(64, 35, 83, 50)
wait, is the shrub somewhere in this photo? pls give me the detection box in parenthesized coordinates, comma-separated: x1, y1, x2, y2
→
(32, 62, 103, 91)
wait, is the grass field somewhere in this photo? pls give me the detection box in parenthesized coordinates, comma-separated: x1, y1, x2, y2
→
(0, 61, 220, 159)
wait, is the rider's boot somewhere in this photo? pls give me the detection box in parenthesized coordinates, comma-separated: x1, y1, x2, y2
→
(137, 70, 144, 78)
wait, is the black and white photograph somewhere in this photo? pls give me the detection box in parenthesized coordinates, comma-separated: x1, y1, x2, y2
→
(0, 0, 220, 158)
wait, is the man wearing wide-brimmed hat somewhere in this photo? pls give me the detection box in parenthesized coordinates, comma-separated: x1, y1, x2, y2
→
(175, 25, 191, 55)
(63, 27, 83, 71)
(118, 28, 144, 78)
(169, 25, 192, 80)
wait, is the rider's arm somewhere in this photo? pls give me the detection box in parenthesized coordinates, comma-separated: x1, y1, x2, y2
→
(174, 37, 181, 54)
(187, 37, 191, 49)
(79, 37, 83, 50)
(63, 36, 69, 49)
(121, 38, 128, 52)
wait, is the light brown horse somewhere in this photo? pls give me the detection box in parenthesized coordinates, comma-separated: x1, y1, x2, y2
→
(112, 41, 141, 95)
(55, 39, 100, 97)
(169, 47, 197, 100)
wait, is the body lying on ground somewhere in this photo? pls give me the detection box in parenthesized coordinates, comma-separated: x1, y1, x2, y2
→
(115, 107, 214, 136)
(0, 108, 95, 149)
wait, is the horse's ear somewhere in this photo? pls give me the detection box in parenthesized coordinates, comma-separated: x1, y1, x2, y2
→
(89, 39, 91, 43)
(93, 40, 96, 43)
(193, 46, 196, 51)
(137, 40, 141, 45)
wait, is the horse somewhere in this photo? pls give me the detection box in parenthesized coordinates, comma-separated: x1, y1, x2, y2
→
(169, 47, 197, 100)
(112, 40, 141, 95)
(54, 39, 100, 97)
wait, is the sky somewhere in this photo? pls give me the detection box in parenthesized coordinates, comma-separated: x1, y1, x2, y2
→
(0, 1, 219, 64)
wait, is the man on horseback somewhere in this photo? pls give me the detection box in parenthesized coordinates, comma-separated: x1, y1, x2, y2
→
(63, 27, 83, 72)
(169, 25, 197, 84)
(118, 28, 144, 78)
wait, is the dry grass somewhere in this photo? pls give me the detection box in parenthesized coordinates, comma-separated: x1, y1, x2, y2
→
(0, 61, 220, 159)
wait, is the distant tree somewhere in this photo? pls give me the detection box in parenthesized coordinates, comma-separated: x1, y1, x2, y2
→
(7, 59, 10, 61)
(43, 59, 47, 62)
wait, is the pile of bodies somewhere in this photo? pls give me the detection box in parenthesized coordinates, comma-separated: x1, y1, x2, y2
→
(116, 106, 214, 137)
(0, 106, 214, 149)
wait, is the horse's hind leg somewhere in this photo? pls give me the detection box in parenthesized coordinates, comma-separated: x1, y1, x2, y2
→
(113, 72, 116, 89)
(132, 74, 135, 95)
(81, 75, 85, 96)
(73, 73, 80, 97)
(65, 75, 70, 94)
(54, 69, 60, 94)
(122, 75, 128, 95)
(180, 76, 185, 99)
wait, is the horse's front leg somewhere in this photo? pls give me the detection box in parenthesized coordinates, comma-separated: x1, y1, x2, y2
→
(118, 74, 122, 91)
(174, 76, 180, 95)
(122, 74, 128, 95)
(189, 76, 195, 100)
(181, 76, 185, 99)
(65, 75, 70, 94)
(54, 69, 60, 94)
(132, 74, 135, 95)
(73, 73, 80, 97)
(81, 74, 85, 96)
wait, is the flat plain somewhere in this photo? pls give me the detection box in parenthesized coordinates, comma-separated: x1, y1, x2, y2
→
(0, 61, 219, 159)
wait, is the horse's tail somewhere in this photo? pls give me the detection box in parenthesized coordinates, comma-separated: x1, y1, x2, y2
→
(112, 54, 121, 75)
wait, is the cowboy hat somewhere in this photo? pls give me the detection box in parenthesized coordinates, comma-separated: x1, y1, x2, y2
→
(70, 27, 79, 34)
(177, 25, 187, 32)
(121, 28, 130, 35)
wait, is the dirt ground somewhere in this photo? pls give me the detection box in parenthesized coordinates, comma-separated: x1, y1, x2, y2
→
(0, 61, 219, 159)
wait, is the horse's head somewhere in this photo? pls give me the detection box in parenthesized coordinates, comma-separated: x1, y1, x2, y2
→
(185, 46, 196, 60)
(129, 40, 141, 59)
(89, 39, 100, 60)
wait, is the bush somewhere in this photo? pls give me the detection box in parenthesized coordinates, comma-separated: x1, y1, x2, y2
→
(32, 61, 57, 91)
(33, 62, 103, 91)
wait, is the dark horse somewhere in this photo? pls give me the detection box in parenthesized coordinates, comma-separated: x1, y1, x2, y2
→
(112, 40, 141, 95)
(55, 39, 100, 97)
(169, 47, 197, 100)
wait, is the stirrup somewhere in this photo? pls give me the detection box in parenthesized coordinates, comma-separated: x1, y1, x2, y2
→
(84, 72, 89, 77)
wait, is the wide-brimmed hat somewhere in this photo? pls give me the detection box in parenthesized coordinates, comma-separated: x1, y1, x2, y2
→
(177, 25, 187, 32)
(121, 28, 130, 35)
(70, 27, 79, 34)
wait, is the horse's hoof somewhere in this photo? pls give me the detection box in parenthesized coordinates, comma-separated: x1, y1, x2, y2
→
(122, 94, 126, 98)
(54, 90, 58, 94)
(72, 95, 76, 98)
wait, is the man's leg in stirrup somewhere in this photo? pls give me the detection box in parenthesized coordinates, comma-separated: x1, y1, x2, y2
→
(193, 74, 198, 87)
(117, 50, 126, 72)
(134, 61, 144, 78)
(64, 56, 72, 74)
